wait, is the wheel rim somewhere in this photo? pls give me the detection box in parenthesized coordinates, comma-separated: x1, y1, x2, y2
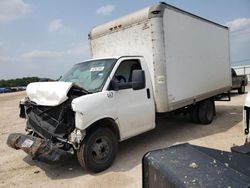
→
(91, 136, 111, 162)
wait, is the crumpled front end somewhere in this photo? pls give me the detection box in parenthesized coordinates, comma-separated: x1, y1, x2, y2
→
(7, 82, 88, 162)
(23, 97, 75, 140)
(19, 82, 87, 141)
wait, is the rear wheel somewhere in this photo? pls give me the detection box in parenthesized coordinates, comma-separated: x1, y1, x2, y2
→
(198, 100, 214, 124)
(77, 127, 118, 172)
(238, 85, 245, 94)
(189, 104, 200, 123)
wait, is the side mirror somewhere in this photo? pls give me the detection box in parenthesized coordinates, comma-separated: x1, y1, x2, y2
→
(132, 70, 145, 90)
(110, 79, 119, 91)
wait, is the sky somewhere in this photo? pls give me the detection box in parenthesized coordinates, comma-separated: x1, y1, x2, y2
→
(0, 0, 250, 80)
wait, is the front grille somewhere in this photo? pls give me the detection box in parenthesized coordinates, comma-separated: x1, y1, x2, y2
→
(28, 116, 53, 139)
(32, 107, 59, 128)
(27, 111, 64, 139)
(24, 98, 75, 140)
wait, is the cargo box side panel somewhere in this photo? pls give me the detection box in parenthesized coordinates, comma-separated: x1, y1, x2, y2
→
(163, 8, 231, 110)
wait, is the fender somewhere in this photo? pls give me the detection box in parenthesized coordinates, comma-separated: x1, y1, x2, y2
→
(76, 115, 119, 134)
(71, 91, 118, 131)
(69, 116, 120, 147)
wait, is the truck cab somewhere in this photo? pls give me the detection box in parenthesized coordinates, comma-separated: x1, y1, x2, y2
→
(67, 56, 155, 141)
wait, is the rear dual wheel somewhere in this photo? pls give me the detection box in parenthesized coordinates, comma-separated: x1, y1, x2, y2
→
(189, 99, 214, 124)
(190, 104, 199, 123)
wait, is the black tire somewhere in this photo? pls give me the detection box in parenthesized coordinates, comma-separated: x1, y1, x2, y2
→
(77, 127, 118, 173)
(198, 100, 214, 124)
(238, 85, 245, 94)
(189, 104, 200, 123)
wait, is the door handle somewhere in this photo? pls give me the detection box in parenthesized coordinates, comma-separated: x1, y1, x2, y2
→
(146, 88, 150, 99)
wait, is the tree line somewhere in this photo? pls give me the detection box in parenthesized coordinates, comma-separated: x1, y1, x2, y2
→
(0, 77, 40, 88)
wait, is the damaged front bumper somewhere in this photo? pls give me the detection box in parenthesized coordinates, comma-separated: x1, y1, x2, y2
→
(7, 133, 70, 162)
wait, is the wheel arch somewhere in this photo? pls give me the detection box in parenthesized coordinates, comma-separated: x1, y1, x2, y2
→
(86, 118, 121, 141)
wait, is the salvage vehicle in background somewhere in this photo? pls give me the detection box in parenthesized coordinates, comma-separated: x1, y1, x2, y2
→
(231, 68, 248, 94)
(244, 93, 250, 144)
(232, 91, 250, 154)
(7, 2, 231, 172)
(0, 88, 11, 93)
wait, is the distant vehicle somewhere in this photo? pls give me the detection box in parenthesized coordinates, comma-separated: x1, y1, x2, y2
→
(10, 87, 26, 92)
(231, 68, 248, 94)
(17, 86, 27, 91)
(39, 78, 54, 82)
(230, 91, 250, 156)
(0, 88, 11, 93)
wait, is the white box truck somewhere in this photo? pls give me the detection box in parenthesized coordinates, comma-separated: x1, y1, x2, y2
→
(7, 2, 231, 172)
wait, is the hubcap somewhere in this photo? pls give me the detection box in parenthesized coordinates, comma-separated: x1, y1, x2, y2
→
(91, 137, 110, 162)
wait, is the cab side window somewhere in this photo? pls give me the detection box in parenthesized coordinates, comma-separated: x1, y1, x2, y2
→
(231, 68, 237, 77)
(113, 60, 142, 89)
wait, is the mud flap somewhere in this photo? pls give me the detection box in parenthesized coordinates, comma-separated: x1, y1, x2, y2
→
(7, 133, 69, 162)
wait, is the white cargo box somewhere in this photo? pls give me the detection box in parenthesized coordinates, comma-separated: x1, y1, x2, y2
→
(89, 3, 231, 113)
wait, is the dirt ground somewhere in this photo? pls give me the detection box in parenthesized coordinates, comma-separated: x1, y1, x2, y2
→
(0, 87, 247, 188)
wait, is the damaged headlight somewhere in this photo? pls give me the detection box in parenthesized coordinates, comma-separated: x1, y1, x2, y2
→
(69, 128, 86, 147)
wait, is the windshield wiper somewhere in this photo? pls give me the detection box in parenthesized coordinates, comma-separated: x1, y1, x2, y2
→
(73, 83, 90, 94)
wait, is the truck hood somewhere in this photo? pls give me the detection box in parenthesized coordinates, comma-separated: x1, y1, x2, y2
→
(26, 82, 73, 106)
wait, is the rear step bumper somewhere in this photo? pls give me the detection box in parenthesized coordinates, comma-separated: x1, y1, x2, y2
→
(7, 133, 69, 162)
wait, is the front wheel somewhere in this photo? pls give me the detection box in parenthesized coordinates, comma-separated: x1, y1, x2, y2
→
(77, 127, 118, 173)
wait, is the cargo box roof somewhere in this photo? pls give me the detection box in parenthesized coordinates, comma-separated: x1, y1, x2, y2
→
(89, 2, 228, 40)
